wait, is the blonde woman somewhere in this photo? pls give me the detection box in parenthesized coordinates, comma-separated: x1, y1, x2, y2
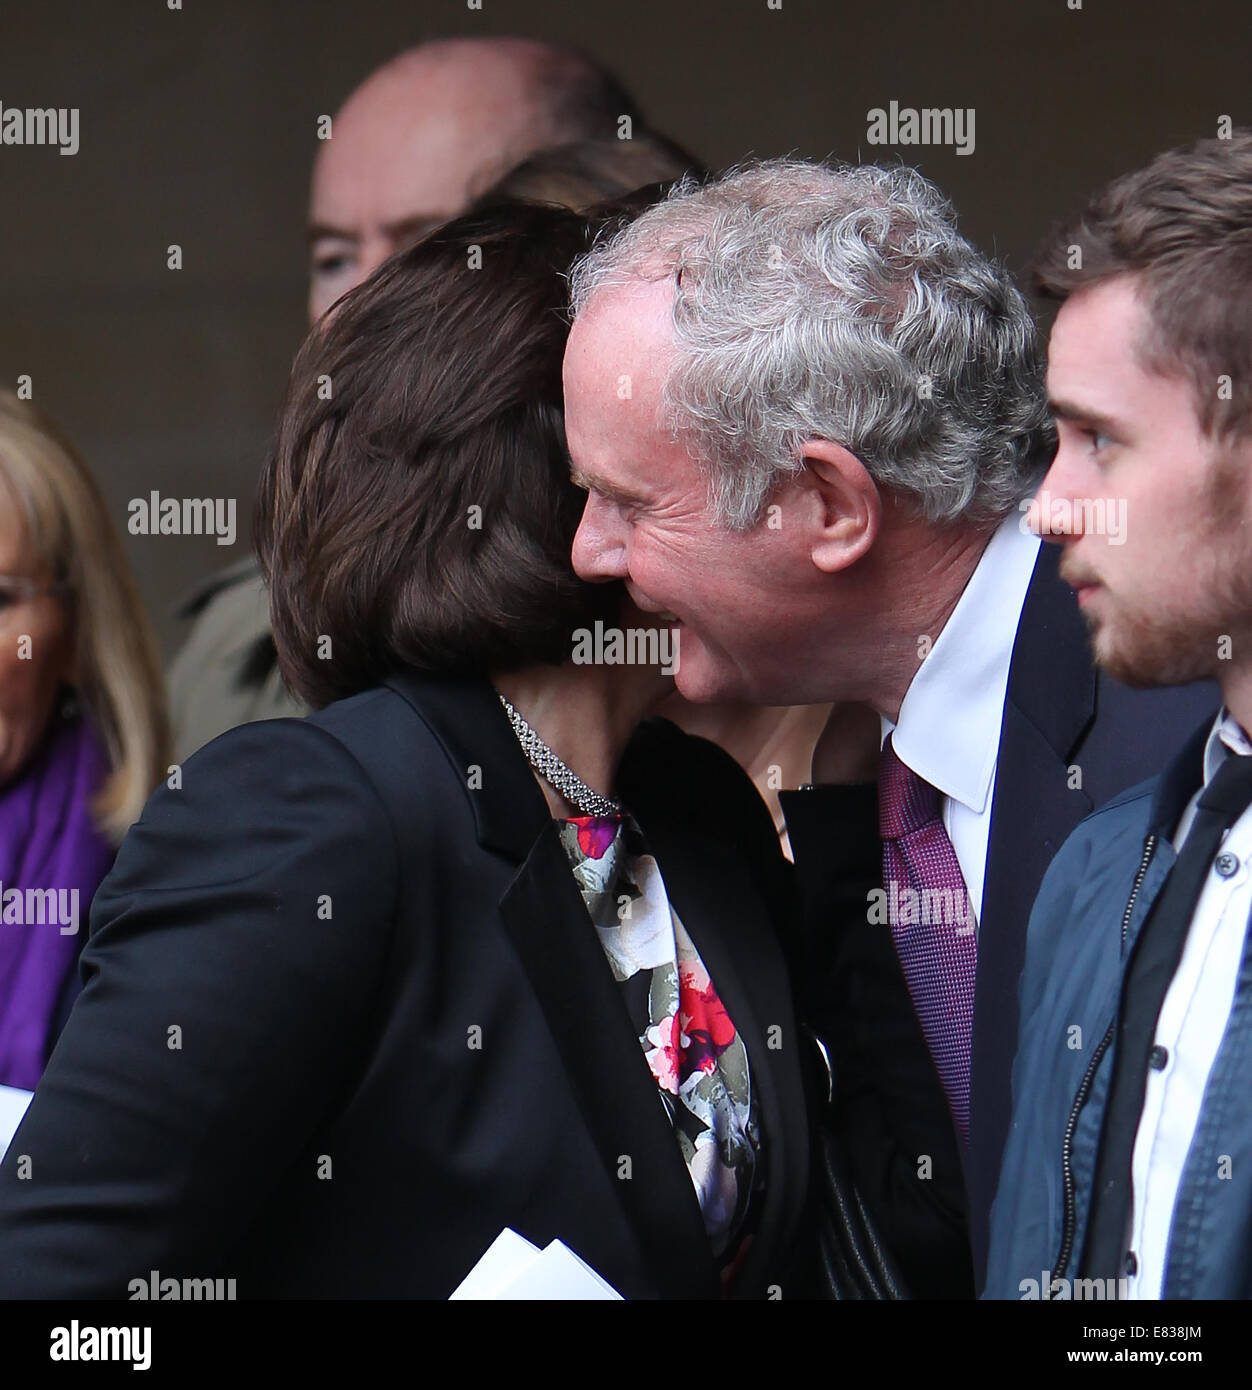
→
(0, 392, 167, 1089)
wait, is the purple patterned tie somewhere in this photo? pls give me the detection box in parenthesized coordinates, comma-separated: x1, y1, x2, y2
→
(878, 734, 977, 1145)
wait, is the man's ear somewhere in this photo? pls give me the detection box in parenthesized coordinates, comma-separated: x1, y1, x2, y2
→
(799, 438, 881, 573)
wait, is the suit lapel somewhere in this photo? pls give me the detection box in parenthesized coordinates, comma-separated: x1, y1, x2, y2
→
(385, 672, 551, 861)
(499, 826, 719, 1299)
(620, 728, 810, 1298)
(969, 542, 1096, 1263)
(978, 542, 1096, 1085)
(637, 817, 807, 1296)
(386, 672, 718, 1298)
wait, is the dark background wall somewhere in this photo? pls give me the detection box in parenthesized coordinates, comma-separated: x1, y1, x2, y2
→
(1, 0, 1248, 655)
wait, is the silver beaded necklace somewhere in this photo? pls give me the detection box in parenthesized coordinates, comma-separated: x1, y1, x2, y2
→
(497, 692, 622, 818)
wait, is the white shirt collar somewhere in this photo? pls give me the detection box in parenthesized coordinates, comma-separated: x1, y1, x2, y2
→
(882, 512, 1041, 814)
(1203, 708, 1252, 783)
(1174, 707, 1252, 858)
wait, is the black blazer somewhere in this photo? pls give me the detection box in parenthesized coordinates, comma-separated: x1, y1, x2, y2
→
(781, 540, 1218, 1296)
(0, 674, 811, 1299)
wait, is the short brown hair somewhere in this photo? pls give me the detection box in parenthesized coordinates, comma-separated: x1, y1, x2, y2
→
(256, 200, 617, 709)
(1033, 129, 1252, 439)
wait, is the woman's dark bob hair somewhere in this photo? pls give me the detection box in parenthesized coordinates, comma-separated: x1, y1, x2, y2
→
(255, 199, 618, 709)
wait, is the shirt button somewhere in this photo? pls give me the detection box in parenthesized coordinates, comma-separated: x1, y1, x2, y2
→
(1149, 1045, 1169, 1071)
(1124, 1251, 1138, 1276)
(1215, 851, 1240, 878)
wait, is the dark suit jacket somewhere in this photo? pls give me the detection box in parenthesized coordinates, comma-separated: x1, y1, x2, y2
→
(781, 540, 1218, 1296)
(0, 673, 811, 1299)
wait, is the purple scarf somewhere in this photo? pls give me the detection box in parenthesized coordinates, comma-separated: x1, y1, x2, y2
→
(0, 710, 114, 1089)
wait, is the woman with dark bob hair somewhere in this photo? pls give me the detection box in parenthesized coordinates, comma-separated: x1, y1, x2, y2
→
(0, 201, 813, 1300)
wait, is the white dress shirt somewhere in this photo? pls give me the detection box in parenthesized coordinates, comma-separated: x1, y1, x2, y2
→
(1124, 709, 1252, 1299)
(883, 512, 1041, 928)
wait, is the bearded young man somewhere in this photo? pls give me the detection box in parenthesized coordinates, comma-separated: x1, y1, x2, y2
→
(986, 130, 1252, 1300)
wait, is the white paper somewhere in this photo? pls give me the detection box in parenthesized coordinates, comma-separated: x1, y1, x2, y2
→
(449, 1228, 544, 1300)
(450, 1228, 623, 1301)
(0, 1085, 33, 1161)
(502, 1240, 622, 1300)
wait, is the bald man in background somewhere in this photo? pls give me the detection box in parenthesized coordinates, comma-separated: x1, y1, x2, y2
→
(306, 38, 648, 321)
(168, 37, 660, 759)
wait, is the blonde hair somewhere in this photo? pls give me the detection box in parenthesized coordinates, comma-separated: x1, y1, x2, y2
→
(0, 392, 168, 843)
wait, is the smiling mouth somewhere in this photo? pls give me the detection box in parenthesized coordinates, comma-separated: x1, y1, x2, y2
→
(635, 604, 679, 623)
(626, 586, 680, 624)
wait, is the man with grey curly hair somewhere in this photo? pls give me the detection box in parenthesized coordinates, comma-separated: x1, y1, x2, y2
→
(562, 157, 1216, 1297)
(570, 159, 1046, 536)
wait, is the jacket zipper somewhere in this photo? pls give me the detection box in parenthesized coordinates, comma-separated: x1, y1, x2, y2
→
(1052, 832, 1158, 1280)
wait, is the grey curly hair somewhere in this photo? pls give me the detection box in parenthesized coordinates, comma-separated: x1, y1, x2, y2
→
(568, 158, 1052, 530)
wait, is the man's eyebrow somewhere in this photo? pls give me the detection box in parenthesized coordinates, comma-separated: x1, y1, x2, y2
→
(307, 222, 356, 246)
(308, 215, 452, 249)
(1048, 397, 1124, 433)
(379, 213, 452, 243)
(570, 467, 647, 506)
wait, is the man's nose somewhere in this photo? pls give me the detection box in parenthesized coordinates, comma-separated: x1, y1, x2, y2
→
(1025, 445, 1087, 544)
(350, 236, 394, 295)
(571, 497, 629, 582)
(356, 259, 384, 290)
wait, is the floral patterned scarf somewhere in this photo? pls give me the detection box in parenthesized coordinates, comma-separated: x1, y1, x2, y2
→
(556, 812, 761, 1270)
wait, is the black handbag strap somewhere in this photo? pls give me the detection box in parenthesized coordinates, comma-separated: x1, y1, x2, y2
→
(802, 1025, 911, 1299)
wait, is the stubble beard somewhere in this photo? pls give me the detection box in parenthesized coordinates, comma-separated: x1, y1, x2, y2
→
(1088, 539, 1252, 690)
(1089, 605, 1223, 689)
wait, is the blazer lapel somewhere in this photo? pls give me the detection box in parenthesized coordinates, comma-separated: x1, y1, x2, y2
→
(385, 672, 552, 862)
(387, 672, 718, 1298)
(620, 730, 810, 1298)
(969, 542, 1096, 1265)
(499, 827, 719, 1299)
(978, 542, 1096, 1081)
